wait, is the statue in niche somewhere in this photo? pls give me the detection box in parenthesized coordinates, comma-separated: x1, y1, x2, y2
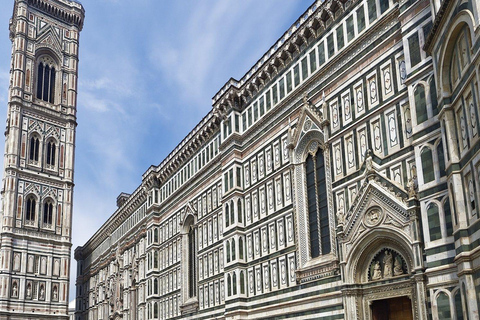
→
(39, 284, 45, 299)
(371, 261, 382, 280)
(394, 255, 403, 276)
(336, 210, 345, 226)
(11, 282, 18, 297)
(383, 251, 393, 278)
(13, 253, 20, 271)
(53, 285, 58, 300)
(365, 149, 373, 172)
(26, 283, 32, 298)
(407, 166, 418, 198)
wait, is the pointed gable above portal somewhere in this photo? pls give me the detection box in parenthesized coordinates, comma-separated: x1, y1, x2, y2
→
(337, 151, 417, 246)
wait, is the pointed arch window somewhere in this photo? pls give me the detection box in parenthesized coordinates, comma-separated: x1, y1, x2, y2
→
(232, 272, 237, 295)
(26, 196, 36, 222)
(36, 61, 56, 103)
(437, 292, 452, 319)
(29, 136, 40, 162)
(421, 147, 434, 183)
(43, 199, 53, 226)
(46, 140, 56, 167)
(225, 203, 230, 227)
(427, 203, 441, 241)
(237, 199, 243, 223)
(230, 200, 235, 225)
(415, 84, 427, 124)
(240, 271, 245, 294)
(188, 225, 196, 298)
(305, 148, 330, 258)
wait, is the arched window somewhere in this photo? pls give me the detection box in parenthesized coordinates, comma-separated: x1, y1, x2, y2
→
(437, 142, 446, 177)
(43, 199, 53, 226)
(188, 225, 196, 298)
(153, 301, 158, 319)
(232, 271, 237, 295)
(239, 237, 244, 260)
(237, 199, 243, 223)
(46, 140, 56, 166)
(36, 61, 56, 103)
(154, 278, 158, 295)
(444, 198, 453, 236)
(154, 228, 158, 242)
(421, 147, 434, 183)
(231, 238, 236, 261)
(427, 203, 441, 241)
(26, 196, 36, 221)
(240, 271, 245, 294)
(154, 251, 158, 269)
(437, 292, 451, 319)
(230, 200, 235, 225)
(454, 290, 464, 320)
(305, 149, 330, 258)
(225, 203, 230, 227)
(415, 84, 427, 124)
(29, 136, 40, 162)
(227, 274, 231, 296)
(226, 241, 231, 263)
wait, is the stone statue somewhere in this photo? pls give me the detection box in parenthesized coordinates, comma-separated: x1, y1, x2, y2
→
(371, 261, 382, 280)
(336, 210, 345, 226)
(407, 176, 418, 198)
(53, 285, 58, 300)
(365, 149, 373, 172)
(394, 256, 403, 276)
(26, 283, 31, 297)
(39, 285, 45, 299)
(383, 251, 393, 278)
(11, 282, 17, 297)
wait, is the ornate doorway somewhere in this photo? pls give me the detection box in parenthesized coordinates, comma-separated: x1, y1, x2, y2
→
(371, 296, 413, 320)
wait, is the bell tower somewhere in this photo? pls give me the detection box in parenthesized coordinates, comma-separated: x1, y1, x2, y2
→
(0, 0, 84, 318)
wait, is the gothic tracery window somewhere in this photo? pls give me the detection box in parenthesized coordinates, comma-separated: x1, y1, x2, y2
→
(26, 196, 36, 222)
(36, 57, 56, 103)
(46, 140, 56, 167)
(43, 199, 53, 226)
(305, 148, 330, 258)
(29, 135, 40, 162)
(188, 225, 196, 298)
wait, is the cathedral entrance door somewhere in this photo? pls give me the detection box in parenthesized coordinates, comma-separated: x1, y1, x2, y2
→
(371, 296, 413, 320)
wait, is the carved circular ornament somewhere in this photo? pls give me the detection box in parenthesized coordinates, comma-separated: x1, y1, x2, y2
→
(364, 207, 383, 227)
(308, 141, 318, 154)
(303, 118, 312, 132)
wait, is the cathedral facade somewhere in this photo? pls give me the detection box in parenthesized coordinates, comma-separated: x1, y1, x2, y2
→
(74, 0, 480, 319)
(0, 0, 84, 319)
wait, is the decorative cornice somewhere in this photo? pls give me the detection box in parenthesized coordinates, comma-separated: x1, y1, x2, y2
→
(141, 109, 222, 187)
(26, 0, 85, 30)
(212, 0, 351, 109)
(424, 0, 452, 55)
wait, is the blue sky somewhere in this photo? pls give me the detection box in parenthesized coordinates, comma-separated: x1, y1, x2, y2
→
(0, 0, 313, 301)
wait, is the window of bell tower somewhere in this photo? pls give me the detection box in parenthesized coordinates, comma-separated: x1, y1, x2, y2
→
(36, 55, 57, 104)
